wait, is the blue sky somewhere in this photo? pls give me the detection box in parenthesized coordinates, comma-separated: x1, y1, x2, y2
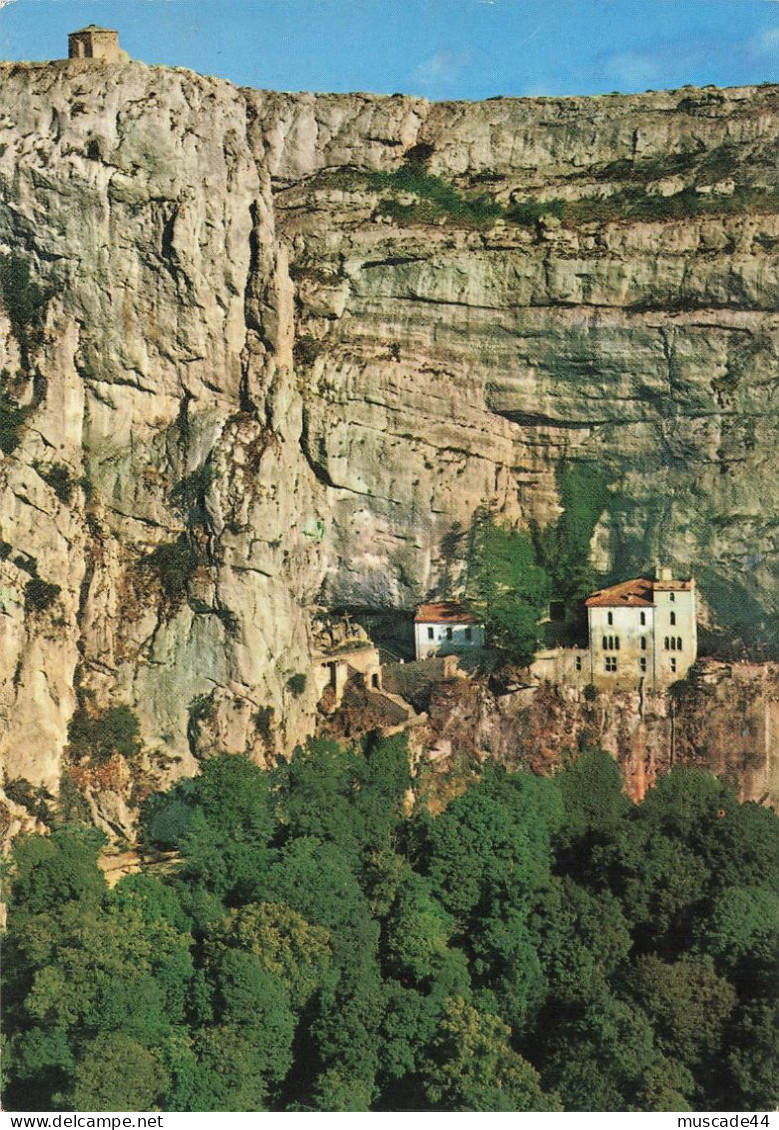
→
(0, 0, 777, 99)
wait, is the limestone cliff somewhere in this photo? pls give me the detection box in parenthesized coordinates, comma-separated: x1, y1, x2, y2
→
(0, 60, 776, 820)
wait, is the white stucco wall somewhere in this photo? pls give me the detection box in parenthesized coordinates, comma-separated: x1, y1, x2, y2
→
(653, 588, 697, 686)
(414, 621, 485, 661)
(587, 587, 696, 690)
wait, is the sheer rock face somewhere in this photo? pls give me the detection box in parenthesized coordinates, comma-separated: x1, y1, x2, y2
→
(0, 61, 776, 796)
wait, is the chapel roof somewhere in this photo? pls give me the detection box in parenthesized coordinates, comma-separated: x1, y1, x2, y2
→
(414, 601, 479, 624)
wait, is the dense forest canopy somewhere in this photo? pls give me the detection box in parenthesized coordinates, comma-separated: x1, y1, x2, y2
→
(3, 740, 778, 1112)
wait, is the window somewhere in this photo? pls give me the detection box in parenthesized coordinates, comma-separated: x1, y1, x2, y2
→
(670, 637, 677, 651)
(670, 657, 677, 672)
(615, 636, 620, 650)
(607, 611, 613, 625)
(640, 611, 646, 626)
(640, 657, 647, 673)
(549, 600, 565, 622)
(670, 610, 676, 626)
(427, 626, 434, 640)
(677, 636, 682, 650)
(670, 592, 675, 602)
(664, 636, 669, 650)
(641, 636, 647, 651)
(575, 656, 583, 672)
(465, 627, 472, 641)
(445, 627, 453, 641)
(605, 656, 617, 672)
(602, 636, 608, 650)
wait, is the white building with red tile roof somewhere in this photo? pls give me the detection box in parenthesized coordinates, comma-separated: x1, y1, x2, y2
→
(414, 602, 485, 661)
(584, 566, 697, 690)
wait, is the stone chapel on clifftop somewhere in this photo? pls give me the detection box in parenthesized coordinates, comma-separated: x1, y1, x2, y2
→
(67, 26, 123, 62)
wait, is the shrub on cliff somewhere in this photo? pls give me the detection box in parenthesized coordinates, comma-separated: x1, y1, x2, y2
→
(23, 577, 60, 613)
(369, 167, 503, 229)
(0, 254, 48, 369)
(67, 704, 141, 766)
(141, 534, 200, 604)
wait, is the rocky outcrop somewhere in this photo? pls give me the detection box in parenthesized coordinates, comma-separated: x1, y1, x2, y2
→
(418, 661, 779, 807)
(0, 60, 776, 805)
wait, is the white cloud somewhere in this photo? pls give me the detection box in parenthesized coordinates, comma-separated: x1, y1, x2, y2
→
(413, 50, 470, 88)
(0, 0, 18, 8)
(602, 50, 661, 88)
(754, 25, 779, 53)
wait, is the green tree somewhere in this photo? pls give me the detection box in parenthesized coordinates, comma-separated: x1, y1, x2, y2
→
(259, 836, 384, 1109)
(208, 949, 294, 1084)
(271, 739, 367, 854)
(537, 462, 611, 606)
(424, 768, 555, 925)
(5, 823, 106, 916)
(467, 518, 550, 663)
(110, 873, 192, 933)
(725, 1002, 779, 1111)
(205, 901, 331, 1010)
(5, 1028, 74, 1112)
(421, 997, 560, 1111)
(595, 769, 778, 955)
(18, 900, 193, 1037)
(143, 755, 275, 902)
(383, 870, 458, 985)
(696, 885, 779, 991)
(556, 748, 631, 848)
(628, 953, 737, 1071)
(469, 907, 546, 1035)
(530, 876, 632, 1005)
(67, 1033, 168, 1111)
(354, 732, 413, 853)
(376, 981, 441, 1104)
(634, 1057, 696, 1112)
(184, 1026, 273, 1111)
(541, 994, 659, 1112)
(593, 818, 711, 953)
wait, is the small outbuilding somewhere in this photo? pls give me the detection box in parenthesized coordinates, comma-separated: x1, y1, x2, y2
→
(414, 602, 484, 661)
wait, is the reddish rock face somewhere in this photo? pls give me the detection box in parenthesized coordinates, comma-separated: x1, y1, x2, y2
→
(415, 661, 777, 808)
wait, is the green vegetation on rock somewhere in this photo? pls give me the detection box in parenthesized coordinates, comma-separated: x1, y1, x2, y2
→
(33, 462, 77, 505)
(141, 535, 200, 605)
(23, 577, 61, 614)
(0, 254, 47, 367)
(369, 166, 503, 229)
(67, 705, 142, 766)
(466, 463, 612, 659)
(309, 163, 777, 234)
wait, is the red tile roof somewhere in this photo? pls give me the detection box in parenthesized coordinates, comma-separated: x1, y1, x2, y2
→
(415, 602, 479, 624)
(586, 577, 654, 607)
(585, 575, 693, 607)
